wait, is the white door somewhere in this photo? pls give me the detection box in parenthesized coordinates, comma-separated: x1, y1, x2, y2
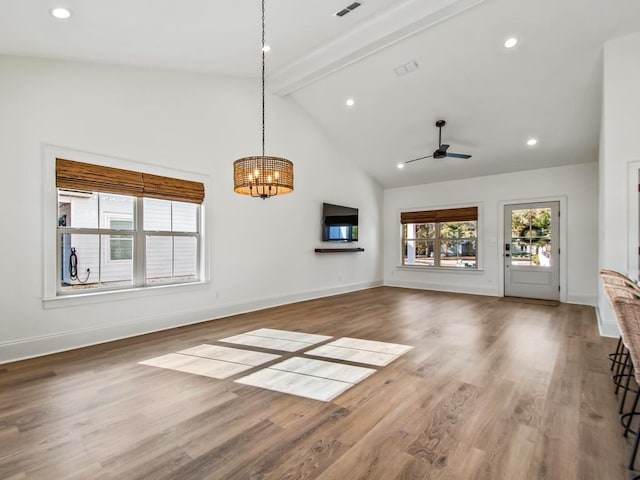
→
(504, 202, 560, 300)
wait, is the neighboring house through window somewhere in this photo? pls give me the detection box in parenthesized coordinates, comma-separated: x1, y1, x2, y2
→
(107, 217, 134, 261)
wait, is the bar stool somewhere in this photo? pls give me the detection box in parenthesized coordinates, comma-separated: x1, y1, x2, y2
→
(609, 294, 640, 475)
(604, 285, 640, 419)
(601, 271, 640, 391)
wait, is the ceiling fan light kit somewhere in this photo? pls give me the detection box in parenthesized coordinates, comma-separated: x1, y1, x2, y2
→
(405, 119, 472, 165)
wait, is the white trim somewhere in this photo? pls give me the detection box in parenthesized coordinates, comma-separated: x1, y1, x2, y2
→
(497, 195, 568, 303)
(627, 160, 640, 280)
(596, 306, 620, 338)
(384, 279, 498, 297)
(565, 294, 597, 306)
(42, 144, 212, 301)
(3, 280, 383, 364)
(396, 265, 484, 273)
(43, 280, 210, 308)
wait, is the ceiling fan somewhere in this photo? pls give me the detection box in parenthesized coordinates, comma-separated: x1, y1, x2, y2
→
(405, 120, 472, 164)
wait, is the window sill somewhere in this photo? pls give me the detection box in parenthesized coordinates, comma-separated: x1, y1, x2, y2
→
(396, 265, 484, 273)
(43, 281, 210, 309)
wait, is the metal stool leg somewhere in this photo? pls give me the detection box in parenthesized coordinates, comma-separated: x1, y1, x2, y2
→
(630, 425, 640, 471)
(610, 336, 623, 371)
(616, 352, 631, 394)
(621, 365, 636, 414)
(623, 389, 640, 437)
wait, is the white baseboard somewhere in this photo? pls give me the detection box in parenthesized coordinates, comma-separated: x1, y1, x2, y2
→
(383, 279, 499, 297)
(0, 280, 382, 365)
(596, 306, 620, 338)
(386, 280, 599, 307)
(565, 294, 598, 306)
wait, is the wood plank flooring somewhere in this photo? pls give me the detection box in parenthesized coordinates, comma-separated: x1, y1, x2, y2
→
(0, 287, 633, 479)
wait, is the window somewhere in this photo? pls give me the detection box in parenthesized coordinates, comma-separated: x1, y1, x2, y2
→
(401, 207, 478, 268)
(55, 159, 205, 295)
(108, 217, 134, 261)
(143, 198, 199, 285)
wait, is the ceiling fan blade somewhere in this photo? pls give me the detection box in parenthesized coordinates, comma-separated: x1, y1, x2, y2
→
(405, 154, 434, 163)
(439, 144, 450, 152)
(446, 152, 472, 159)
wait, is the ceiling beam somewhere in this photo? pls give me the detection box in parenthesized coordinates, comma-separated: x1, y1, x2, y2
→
(269, 0, 486, 97)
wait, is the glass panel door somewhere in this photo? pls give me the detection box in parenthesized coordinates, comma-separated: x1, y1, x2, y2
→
(504, 202, 560, 300)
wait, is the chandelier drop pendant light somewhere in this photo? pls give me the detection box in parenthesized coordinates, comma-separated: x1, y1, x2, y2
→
(233, 0, 294, 199)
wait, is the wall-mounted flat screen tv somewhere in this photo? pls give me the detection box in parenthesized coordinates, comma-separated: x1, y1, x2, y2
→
(322, 203, 358, 242)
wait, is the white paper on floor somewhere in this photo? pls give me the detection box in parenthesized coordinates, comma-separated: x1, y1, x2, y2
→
(178, 344, 280, 366)
(304, 344, 399, 366)
(244, 328, 332, 345)
(235, 368, 354, 402)
(219, 333, 313, 352)
(327, 337, 413, 356)
(139, 353, 252, 379)
(269, 357, 375, 384)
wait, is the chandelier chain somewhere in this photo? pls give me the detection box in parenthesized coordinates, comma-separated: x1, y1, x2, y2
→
(261, 0, 266, 157)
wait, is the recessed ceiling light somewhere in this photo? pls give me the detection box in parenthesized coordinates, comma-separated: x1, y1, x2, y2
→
(397, 163, 405, 169)
(261, 45, 271, 52)
(50, 7, 72, 19)
(345, 98, 355, 107)
(526, 138, 538, 146)
(504, 37, 518, 49)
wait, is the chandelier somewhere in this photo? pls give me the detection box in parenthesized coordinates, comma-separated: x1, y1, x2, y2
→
(233, 0, 294, 199)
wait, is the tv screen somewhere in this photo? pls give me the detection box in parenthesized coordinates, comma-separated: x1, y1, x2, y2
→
(322, 203, 358, 242)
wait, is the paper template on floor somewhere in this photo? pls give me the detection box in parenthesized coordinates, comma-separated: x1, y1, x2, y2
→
(139, 329, 412, 401)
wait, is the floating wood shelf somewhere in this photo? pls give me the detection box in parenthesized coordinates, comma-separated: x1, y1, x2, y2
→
(314, 248, 365, 253)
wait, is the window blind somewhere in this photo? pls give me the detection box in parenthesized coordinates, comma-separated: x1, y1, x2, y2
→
(400, 206, 477, 224)
(56, 158, 205, 204)
(142, 173, 205, 204)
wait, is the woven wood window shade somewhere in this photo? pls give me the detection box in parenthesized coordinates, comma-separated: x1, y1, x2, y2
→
(56, 159, 205, 204)
(401, 207, 477, 224)
(56, 158, 144, 197)
(142, 173, 205, 204)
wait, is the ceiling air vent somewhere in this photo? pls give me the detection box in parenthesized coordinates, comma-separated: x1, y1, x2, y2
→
(394, 60, 419, 77)
(335, 2, 362, 17)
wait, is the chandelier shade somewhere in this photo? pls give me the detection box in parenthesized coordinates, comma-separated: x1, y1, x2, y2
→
(233, 0, 294, 199)
(233, 155, 294, 197)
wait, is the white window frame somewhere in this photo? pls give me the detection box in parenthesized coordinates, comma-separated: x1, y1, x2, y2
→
(43, 145, 211, 306)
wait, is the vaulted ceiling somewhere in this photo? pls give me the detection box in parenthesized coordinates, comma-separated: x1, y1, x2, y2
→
(1, 0, 639, 188)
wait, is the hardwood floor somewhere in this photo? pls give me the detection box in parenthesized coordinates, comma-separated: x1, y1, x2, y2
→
(0, 287, 632, 479)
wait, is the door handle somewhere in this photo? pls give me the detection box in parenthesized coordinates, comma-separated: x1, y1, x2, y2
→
(505, 253, 510, 257)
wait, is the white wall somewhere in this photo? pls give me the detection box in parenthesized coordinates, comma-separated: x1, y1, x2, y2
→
(599, 32, 640, 336)
(383, 162, 599, 305)
(0, 55, 383, 363)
